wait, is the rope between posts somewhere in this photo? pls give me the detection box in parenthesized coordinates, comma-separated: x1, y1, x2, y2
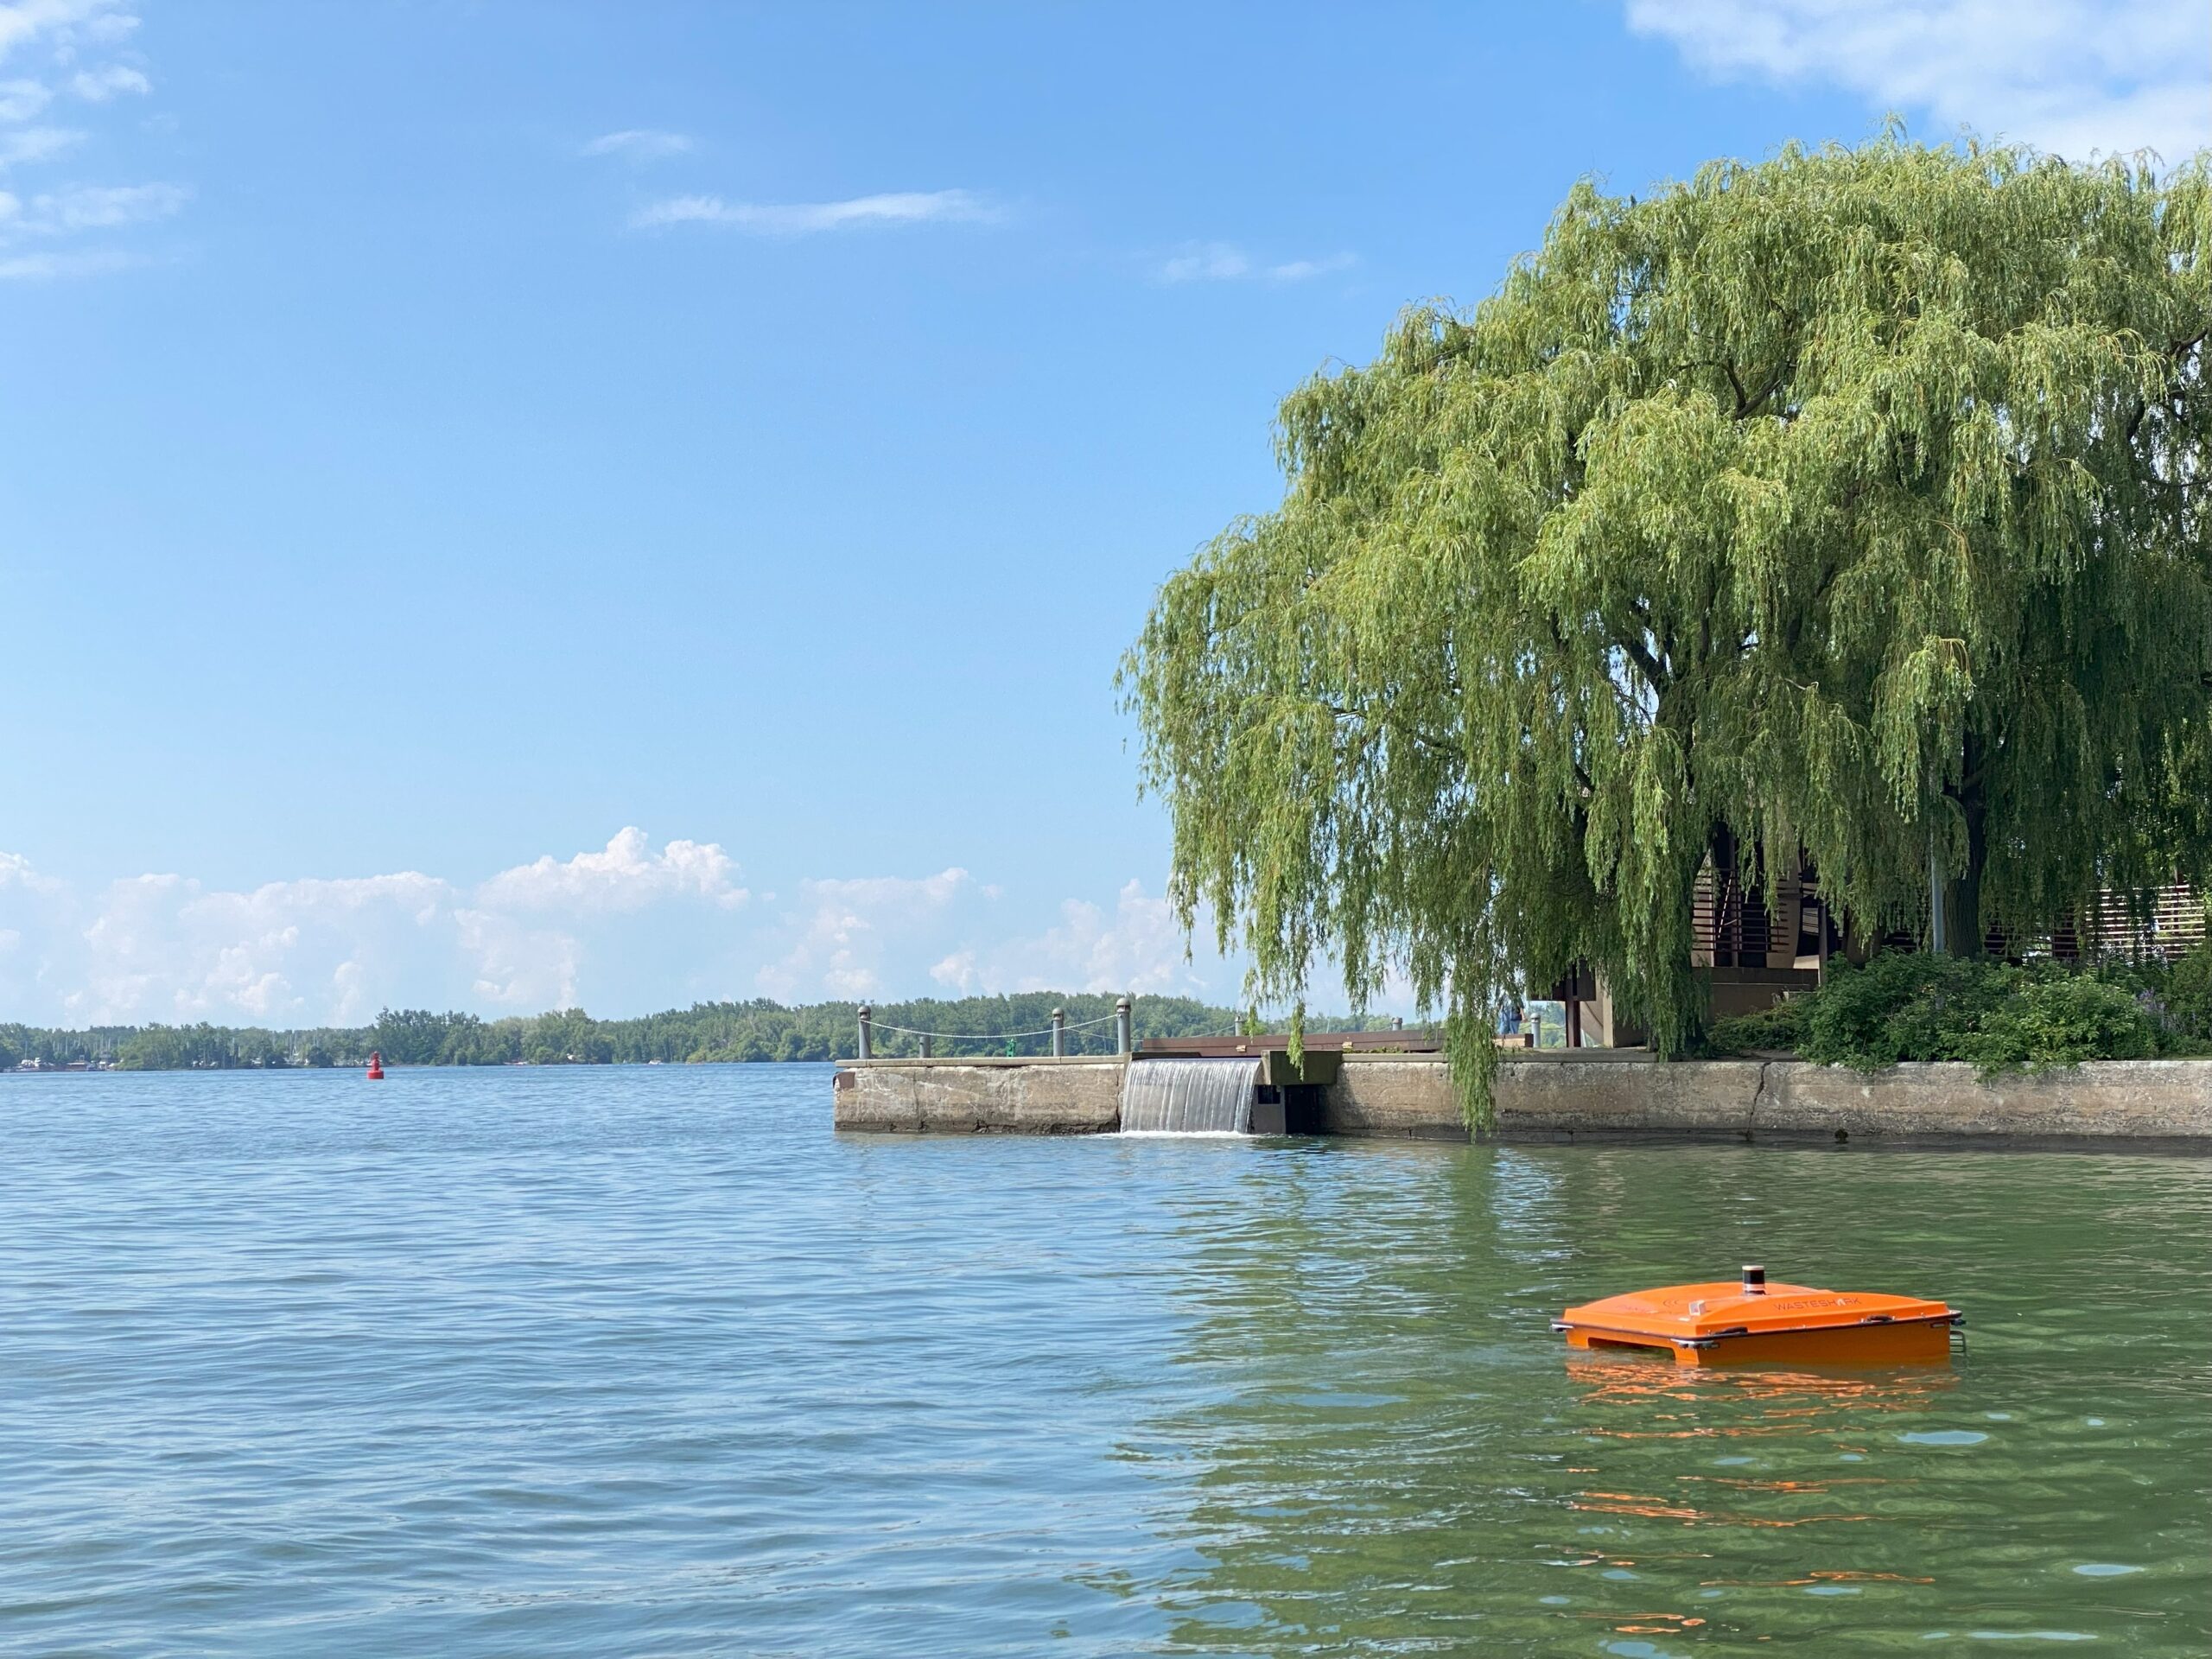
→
(865, 1011, 1122, 1041)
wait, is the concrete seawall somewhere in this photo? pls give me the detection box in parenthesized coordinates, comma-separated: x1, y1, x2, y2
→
(1338, 1057, 2212, 1146)
(832, 1057, 1124, 1134)
(836, 1054, 2212, 1146)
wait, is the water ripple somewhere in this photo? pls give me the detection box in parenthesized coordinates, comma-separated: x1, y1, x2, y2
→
(0, 1065, 2205, 1655)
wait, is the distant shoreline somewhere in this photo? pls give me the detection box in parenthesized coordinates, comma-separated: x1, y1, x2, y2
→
(1, 994, 1404, 1074)
(3, 1055, 849, 1074)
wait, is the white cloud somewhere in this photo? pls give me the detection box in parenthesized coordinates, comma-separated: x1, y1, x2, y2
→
(74, 869, 458, 1025)
(78, 6, 130, 47)
(475, 826, 747, 913)
(0, 3, 172, 277)
(756, 868, 976, 1001)
(0, 1, 134, 63)
(926, 880, 1211, 997)
(12, 179, 182, 231)
(67, 60, 142, 99)
(454, 906, 585, 1011)
(632, 188, 999, 235)
(0, 124, 79, 163)
(928, 950, 980, 993)
(1627, 0, 2211, 162)
(1160, 241, 1250, 282)
(1262, 253, 1359, 282)
(0, 838, 1257, 1026)
(582, 127, 691, 160)
(0, 75, 48, 118)
(0, 244, 135, 277)
(0, 830, 758, 1026)
(1158, 241, 1357, 284)
(0, 849, 64, 894)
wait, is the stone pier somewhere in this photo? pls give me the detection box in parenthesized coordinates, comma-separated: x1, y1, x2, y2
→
(831, 1056, 1124, 1134)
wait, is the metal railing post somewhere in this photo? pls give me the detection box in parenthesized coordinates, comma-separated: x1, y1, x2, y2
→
(1116, 995, 1132, 1056)
(919, 1033, 931, 1058)
(1051, 1007, 1065, 1058)
(857, 1005, 873, 1061)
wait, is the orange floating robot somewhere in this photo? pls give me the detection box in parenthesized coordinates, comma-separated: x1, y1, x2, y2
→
(1554, 1265, 1962, 1366)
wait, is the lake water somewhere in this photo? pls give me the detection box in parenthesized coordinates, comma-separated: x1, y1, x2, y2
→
(2, 1065, 2205, 1656)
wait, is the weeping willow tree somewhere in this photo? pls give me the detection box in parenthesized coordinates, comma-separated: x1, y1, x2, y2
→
(1124, 131, 2211, 1122)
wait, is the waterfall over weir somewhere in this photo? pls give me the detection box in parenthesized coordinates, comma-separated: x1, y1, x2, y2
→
(1118, 1058, 1262, 1135)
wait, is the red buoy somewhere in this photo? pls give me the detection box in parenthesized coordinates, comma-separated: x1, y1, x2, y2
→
(366, 1050, 385, 1080)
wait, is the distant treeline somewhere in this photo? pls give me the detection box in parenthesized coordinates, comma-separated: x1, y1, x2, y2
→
(0, 995, 1407, 1071)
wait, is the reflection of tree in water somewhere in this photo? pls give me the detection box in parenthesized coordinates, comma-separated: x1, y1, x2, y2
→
(1101, 1143, 2205, 1654)
(1103, 1141, 1609, 1651)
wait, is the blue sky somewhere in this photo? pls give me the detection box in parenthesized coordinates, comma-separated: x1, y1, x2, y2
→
(1, 0, 2204, 1026)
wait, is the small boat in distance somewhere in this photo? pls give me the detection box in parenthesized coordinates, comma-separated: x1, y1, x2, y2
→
(1554, 1265, 1962, 1366)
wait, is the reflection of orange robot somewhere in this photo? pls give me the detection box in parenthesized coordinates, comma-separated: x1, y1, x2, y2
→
(1555, 1265, 1962, 1366)
(1560, 1355, 1961, 1407)
(1560, 1350, 1960, 1434)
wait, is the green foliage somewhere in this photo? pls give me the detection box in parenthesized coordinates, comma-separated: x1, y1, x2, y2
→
(1798, 954, 2022, 1069)
(1125, 129, 2212, 1124)
(116, 1026, 215, 1071)
(2162, 938, 2212, 1041)
(5, 994, 1388, 1072)
(1704, 995, 1808, 1056)
(1707, 952, 2184, 1072)
(85, 1022, 353, 1070)
(1965, 976, 2159, 1068)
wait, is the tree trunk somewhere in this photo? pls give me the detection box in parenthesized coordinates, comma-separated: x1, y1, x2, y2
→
(1940, 736, 1988, 957)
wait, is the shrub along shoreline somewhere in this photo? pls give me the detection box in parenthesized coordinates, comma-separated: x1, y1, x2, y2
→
(1708, 944, 2212, 1072)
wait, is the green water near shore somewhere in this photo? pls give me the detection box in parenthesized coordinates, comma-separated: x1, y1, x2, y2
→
(1130, 1138, 2209, 1653)
(0, 1065, 2203, 1654)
